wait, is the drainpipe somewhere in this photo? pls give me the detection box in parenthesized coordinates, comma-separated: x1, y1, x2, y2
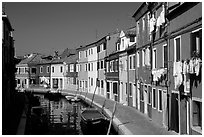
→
(165, 2, 171, 131)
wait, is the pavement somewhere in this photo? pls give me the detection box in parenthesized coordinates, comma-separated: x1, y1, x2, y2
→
(17, 88, 178, 135)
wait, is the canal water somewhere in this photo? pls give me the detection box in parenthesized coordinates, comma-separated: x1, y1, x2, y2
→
(24, 93, 118, 135)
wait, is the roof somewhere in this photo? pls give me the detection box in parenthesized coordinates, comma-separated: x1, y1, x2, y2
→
(63, 53, 78, 64)
(18, 54, 38, 64)
(60, 48, 77, 59)
(125, 26, 136, 36)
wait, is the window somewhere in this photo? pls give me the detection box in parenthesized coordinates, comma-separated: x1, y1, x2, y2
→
(24, 79, 27, 84)
(97, 45, 100, 53)
(52, 66, 54, 73)
(116, 43, 120, 51)
(148, 86, 151, 105)
(133, 55, 136, 69)
(70, 64, 74, 72)
(101, 80, 104, 88)
(129, 56, 132, 69)
(129, 83, 132, 96)
(100, 44, 104, 51)
(60, 66, 63, 73)
(91, 63, 93, 71)
(142, 16, 145, 31)
(174, 36, 181, 62)
(140, 84, 144, 101)
(31, 67, 36, 74)
(91, 48, 93, 54)
(88, 49, 91, 55)
(80, 81, 82, 87)
(163, 44, 168, 68)
(122, 39, 124, 48)
(110, 61, 114, 72)
(91, 78, 93, 86)
(115, 59, 119, 72)
(97, 61, 100, 70)
(152, 88, 156, 108)
(85, 50, 88, 58)
(76, 64, 79, 72)
(47, 66, 50, 73)
(107, 62, 109, 72)
(192, 100, 202, 129)
(130, 36, 135, 42)
(137, 51, 140, 67)
(85, 64, 88, 71)
(104, 42, 106, 50)
(147, 12, 151, 34)
(88, 63, 90, 71)
(191, 29, 202, 59)
(40, 66, 43, 73)
(85, 81, 88, 88)
(113, 82, 118, 94)
(101, 60, 104, 69)
(153, 48, 157, 69)
(79, 51, 81, 59)
(158, 89, 162, 111)
(142, 49, 145, 66)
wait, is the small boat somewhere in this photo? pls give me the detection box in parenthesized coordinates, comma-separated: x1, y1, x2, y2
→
(70, 96, 81, 102)
(80, 108, 109, 135)
(65, 95, 74, 101)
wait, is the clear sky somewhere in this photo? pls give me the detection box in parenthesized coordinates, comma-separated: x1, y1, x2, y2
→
(3, 2, 142, 56)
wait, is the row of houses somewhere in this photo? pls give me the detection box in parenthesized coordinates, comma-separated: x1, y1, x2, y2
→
(15, 2, 202, 135)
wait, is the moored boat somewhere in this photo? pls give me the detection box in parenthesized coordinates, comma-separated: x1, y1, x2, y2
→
(80, 108, 109, 135)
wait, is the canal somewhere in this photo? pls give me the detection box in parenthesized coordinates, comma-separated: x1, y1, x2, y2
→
(24, 93, 118, 135)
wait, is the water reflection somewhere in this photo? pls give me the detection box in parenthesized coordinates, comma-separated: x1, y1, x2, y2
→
(30, 94, 85, 135)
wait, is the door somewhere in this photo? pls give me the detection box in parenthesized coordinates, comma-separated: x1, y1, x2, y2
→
(163, 90, 168, 128)
(144, 85, 148, 115)
(170, 93, 179, 133)
(180, 96, 187, 134)
(147, 86, 152, 118)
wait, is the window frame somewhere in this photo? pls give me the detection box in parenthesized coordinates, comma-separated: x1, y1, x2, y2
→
(158, 89, 163, 112)
(153, 48, 157, 69)
(152, 88, 156, 109)
(163, 44, 168, 68)
(174, 35, 181, 62)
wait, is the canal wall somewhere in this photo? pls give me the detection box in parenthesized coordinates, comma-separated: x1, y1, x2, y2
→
(23, 88, 177, 135)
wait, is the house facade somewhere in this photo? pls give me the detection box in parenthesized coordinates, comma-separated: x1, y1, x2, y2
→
(96, 36, 107, 97)
(63, 53, 78, 91)
(87, 42, 98, 94)
(50, 59, 64, 89)
(77, 46, 88, 93)
(105, 32, 120, 101)
(132, 2, 168, 128)
(37, 57, 51, 87)
(16, 54, 38, 89)
(166, 2, 202, 135)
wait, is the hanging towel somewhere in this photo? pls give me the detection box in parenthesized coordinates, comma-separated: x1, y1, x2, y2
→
(150, 16, 156, 33)
(195, 58, 201, 76)
(189, 59, 194, 74)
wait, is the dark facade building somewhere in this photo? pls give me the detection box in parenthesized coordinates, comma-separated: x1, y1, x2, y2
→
(2, 11, 16, 134)
(166, 2, 202, 135)
(132, 2, 202, 135)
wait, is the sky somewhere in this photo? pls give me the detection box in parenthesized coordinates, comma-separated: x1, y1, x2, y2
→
(3, 2, 142, 56)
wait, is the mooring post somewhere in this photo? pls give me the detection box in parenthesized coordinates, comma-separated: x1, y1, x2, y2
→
(107, 102, 117, 135)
